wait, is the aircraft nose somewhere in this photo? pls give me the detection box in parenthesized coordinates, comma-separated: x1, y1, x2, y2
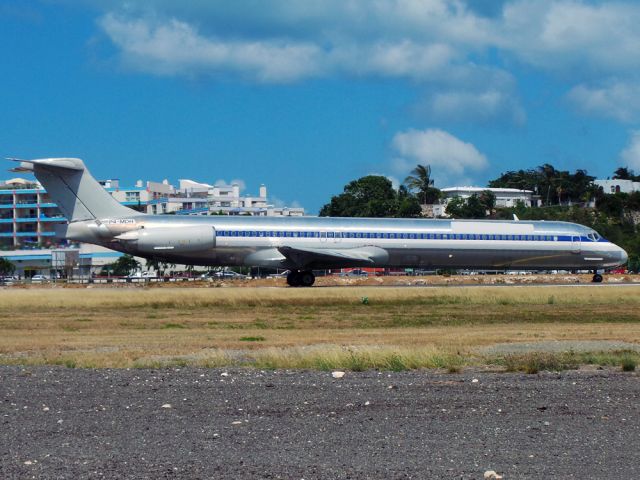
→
(619, 247, 629, 265)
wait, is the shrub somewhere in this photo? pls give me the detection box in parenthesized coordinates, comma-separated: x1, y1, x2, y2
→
(622, 356, 637, 372)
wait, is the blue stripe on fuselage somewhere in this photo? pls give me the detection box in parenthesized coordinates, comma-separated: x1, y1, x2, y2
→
(215, 230, 600, 243)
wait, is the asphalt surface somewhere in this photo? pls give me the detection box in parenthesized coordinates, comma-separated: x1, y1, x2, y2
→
(1, 367, 639, 479)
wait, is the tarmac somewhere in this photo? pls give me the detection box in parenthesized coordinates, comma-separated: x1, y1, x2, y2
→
(1, 366, 639, 479)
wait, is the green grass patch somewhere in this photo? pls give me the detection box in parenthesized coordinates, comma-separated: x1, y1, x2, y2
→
(239, 336, 265, 342)
(622, 355, 637, 372)
(162, 323, 187, 329)
(494, 350, 640, 374)
(502, 352, 577, 374)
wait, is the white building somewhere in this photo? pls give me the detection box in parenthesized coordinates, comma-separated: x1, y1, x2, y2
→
(99, 177, 305, 216)
(440, 187, 539, 208)
(594, 179, 640, 194)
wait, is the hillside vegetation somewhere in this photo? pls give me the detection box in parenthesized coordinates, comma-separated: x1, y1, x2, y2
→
(320, 164, 640, 271)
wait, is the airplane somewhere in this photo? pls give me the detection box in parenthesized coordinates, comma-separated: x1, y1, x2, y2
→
(9, 158, 628, 286)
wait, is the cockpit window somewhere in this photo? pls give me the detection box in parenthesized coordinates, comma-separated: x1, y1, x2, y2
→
(587, 232, 601, 242)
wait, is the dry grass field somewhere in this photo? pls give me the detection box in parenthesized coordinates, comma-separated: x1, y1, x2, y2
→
(1, 285, 639, 370)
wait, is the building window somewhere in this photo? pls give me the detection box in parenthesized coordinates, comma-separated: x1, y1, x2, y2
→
(125, 191, 140, 202)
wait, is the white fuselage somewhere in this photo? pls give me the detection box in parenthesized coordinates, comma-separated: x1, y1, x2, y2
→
(67, 215, 627, 271)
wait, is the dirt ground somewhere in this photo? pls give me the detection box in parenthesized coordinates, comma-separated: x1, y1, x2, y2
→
(5, 273, 638, 289)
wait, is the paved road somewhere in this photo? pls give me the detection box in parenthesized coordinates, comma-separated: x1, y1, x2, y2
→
(1, 367, 639, 479)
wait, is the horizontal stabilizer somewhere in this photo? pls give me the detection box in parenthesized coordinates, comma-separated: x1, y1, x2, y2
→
(6, 157, 136, 222)
(10, 158, 85, 171)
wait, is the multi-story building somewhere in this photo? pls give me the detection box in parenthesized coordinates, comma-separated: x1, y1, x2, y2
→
(440, 186, 540, 209)
(0, 178, 65, 249)
(0, 174, 305, 276)
(100, 178, 305, 217)
(594, 179, 640, 194)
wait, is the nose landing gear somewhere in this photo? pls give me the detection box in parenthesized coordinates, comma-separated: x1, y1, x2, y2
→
(286, 270, 316, 287)
(592, 272, 603, 283)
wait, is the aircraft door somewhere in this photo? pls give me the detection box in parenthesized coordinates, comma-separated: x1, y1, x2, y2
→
(212, 226, 216, 248)
(320, 231, 327, 242)
(571, 235, 581, 254)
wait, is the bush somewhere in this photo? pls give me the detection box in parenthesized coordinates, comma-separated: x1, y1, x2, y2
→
(622, 356, 637, 372)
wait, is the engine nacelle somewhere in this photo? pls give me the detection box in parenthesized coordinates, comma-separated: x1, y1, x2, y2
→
(130, 225, 216, 253)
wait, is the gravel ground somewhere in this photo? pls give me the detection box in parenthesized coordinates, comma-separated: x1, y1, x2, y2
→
(1, 366, 639, 479)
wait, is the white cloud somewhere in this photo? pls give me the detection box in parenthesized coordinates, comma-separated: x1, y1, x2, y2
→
(97, 1, 640, 78)
(620, 131, 640, 171)
(230, 179, 247, 191)
(100, 14, 323, 82)
(214, 178, 246, 191)
(92, 1, 640, 123)
(391, 128, 488, 185)
(98, 12, 490, 84)
(567, 81, 640, 123)
(97, 8, 524, 122)
(269, 195, 301, 209)
(422, 88, 526, 125)
(500, 0, 640, 74)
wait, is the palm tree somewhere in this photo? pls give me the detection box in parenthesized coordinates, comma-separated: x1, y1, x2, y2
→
(0, 257, 15, 276)
(404, 164, 439, 204)
(613, 167, 633, 180)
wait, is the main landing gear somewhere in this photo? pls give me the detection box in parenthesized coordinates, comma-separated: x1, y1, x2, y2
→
(286, 270, 315, 287)
(592, 272, 603, 283)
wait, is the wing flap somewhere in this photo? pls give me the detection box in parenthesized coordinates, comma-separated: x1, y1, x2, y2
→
(277, 245, 389, 269)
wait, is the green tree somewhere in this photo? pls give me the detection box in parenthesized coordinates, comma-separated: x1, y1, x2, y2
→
(0, 257, 15, 276)
(403, 164, 441, 204)
(596, 193, 626, 219)
(397, 185, 422, 218)
(445, 195, 487, 219)
(628, 254, 640, 273)
(145, 257, 172, 276)
(613, 167, 635, 180)
(489, 164, 595, 206)
(479, 190, 496, 214)
(464, 195, 487, 219)
(320, 176, 399, 217)
(444, 196, 466, 218)
(103, 254, 140, 276)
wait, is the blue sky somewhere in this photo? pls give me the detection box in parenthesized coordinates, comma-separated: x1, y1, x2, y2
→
(2, 1, 640, 213)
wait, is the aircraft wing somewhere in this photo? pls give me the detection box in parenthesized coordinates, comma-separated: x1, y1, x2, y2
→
(277, 245, 389, 269)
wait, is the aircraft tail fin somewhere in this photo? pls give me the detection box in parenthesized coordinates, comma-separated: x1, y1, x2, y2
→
(9, 157, 137, 222)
